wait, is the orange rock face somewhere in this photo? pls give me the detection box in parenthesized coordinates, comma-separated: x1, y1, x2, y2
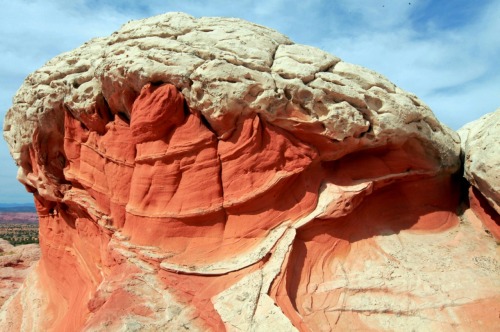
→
(2, 13, 499, 332)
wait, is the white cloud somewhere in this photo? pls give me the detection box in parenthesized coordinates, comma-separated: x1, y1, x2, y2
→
(0, 0, 131, 204)
(334, 0, 414, 30)
(323, 28, 488, 95)
(318, 0, 500, 129)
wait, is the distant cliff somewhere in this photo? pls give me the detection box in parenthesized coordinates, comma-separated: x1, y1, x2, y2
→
(0, 205, 36, 213)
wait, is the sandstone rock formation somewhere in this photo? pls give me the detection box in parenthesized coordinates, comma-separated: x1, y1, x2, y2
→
(1, 12, 499, 331)
(0, 239, 40, 308)
(459, 109, 500, 240)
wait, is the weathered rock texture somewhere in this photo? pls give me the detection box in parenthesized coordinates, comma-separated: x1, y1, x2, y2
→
(0, 239, 40, 308)
(2, 12, 499, 331)
(459, 109, 500, 240)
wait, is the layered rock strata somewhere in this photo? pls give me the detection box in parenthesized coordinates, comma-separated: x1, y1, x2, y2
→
(2, 12, 499, 331)
(459, 109, 500, 240)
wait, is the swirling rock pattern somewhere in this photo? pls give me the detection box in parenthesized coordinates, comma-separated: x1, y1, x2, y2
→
(2, 12, 499, 331)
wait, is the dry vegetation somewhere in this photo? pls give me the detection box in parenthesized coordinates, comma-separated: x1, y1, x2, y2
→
(0, 211, 39, 246)
(0, 223, 38, 246)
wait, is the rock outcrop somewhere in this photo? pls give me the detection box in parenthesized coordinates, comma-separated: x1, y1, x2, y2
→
(0, 239, 40, 308)
(459, 109, 500, 240)
(2, 12, 499, 331)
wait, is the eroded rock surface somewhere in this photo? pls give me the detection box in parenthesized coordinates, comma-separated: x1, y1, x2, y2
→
(0, 239, 40, 308)
(2, 12, 499, 331)
(458, 109, 500, 240)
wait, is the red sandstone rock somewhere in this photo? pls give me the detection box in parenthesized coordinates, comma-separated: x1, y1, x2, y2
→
(469, 187, 500, 241)
(1, 12, 499, 332)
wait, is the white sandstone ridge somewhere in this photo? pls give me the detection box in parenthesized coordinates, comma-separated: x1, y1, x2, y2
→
(4, 12, 459, 174)
(458, 109, 500, 213)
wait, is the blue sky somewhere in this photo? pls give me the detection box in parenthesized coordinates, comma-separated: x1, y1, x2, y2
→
(1, 0, 499, 204)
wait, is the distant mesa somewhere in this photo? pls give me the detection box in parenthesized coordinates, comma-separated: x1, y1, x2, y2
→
(0, 204, 36, 213)
(1, 12, 499, 331)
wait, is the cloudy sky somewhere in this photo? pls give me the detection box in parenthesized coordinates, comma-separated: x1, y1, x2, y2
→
(1, 0, 499, 205)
